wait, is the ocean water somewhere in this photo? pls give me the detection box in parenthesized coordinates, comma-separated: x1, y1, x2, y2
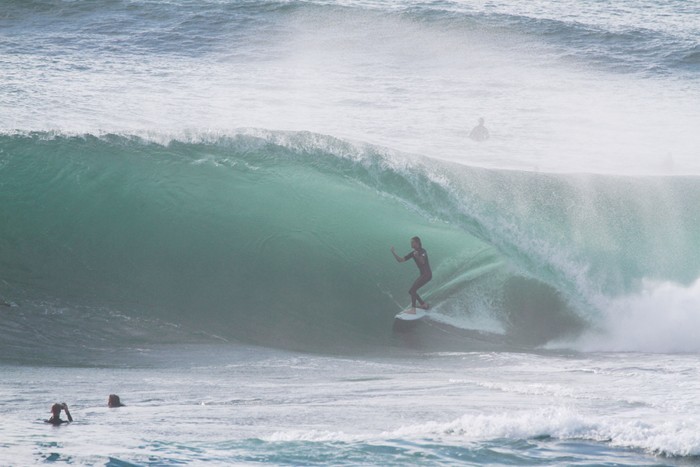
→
(1, 0, 700, 465)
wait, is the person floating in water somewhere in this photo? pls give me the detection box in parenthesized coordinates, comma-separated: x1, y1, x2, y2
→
(391, 236, 432, 314)
(108, 394, 124, 408)
(469, 117, 490, 142)
(45, 402, 72, 425)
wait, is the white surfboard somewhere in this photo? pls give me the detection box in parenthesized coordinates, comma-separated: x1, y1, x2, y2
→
(394, 309, 428, 321)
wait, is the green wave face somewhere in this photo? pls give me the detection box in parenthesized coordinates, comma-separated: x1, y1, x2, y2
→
(1, 132, 699, 354)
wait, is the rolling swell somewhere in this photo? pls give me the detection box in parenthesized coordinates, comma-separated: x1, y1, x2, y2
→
(1, 131, 699, 358)
(4, 0, 697, 75)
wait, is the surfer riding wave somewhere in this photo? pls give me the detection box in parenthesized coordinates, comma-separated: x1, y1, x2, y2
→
(391, 236, 432, 314)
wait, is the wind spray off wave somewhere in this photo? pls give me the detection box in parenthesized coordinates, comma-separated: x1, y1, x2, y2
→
(2, 0, 699, 174)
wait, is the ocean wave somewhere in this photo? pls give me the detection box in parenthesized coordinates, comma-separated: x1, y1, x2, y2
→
(262, 406, 700, 458)
(390, 407, 700, 457)
(1, 130, 699, 356)
(4, 0, 696, 74)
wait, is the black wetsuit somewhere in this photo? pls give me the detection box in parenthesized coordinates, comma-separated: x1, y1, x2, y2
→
(45, 417, 68, 425)
(404, 248, 432, 307)
(45, 406, 72, 425)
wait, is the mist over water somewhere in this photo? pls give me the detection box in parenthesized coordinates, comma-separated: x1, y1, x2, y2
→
(2, 0, 699, 173)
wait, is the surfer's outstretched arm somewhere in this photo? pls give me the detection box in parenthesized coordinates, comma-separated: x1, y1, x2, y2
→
(390, 246, 406, 263)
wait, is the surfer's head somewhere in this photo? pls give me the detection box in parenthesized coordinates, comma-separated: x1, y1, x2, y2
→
(108, 394, 123, 408)
(411, 236, 422, 249)
(50, 403, 62, 417)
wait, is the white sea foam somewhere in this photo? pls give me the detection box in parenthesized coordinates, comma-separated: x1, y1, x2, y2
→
(264, 407, 700, 457)
(389, 408, 700, 457)
(573, 278, 700, 353)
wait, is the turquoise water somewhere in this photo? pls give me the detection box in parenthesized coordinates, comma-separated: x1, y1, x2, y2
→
(2, 132, 699, 355)
(2, 0, 700, 465)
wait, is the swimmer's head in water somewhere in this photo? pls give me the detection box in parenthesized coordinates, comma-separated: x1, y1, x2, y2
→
(108, 394, 123, 407)
(50, 403, 62, 417)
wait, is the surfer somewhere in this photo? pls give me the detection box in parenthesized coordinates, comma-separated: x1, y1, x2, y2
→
(45, 402, 73, 425)
(469, 117, 490, 142)
(108, 394, 124, 408)
(391, 236, 432, 314)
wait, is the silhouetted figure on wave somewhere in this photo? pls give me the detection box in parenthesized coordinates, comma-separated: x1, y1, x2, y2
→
(391, 236, 432, 314)
(469, 117, 490, 142)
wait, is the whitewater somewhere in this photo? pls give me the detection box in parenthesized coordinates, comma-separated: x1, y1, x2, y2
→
(1, 0, 700, 465)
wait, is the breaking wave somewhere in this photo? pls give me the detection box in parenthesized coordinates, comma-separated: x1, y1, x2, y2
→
(1, 130, 699, 359)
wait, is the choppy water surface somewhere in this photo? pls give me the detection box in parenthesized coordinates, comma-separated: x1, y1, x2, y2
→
(2, 345, 699, 465)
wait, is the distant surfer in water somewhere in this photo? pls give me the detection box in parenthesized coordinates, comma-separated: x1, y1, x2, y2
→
(469, 117, 490, 142)
(108, 394, 124, 408)
(45, 402, 72, 425)
(391, 236, 432, 314)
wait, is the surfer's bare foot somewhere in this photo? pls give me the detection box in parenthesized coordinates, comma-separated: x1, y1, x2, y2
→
(406, 307, 416, 314)
(418, 303, 430, 310)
